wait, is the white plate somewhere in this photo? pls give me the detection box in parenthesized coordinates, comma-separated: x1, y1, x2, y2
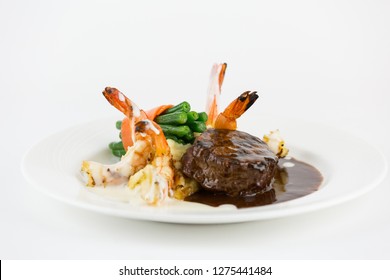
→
(21, 115, 387, 224)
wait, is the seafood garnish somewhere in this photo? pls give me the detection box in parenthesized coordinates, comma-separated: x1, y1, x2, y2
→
(205, 63, 227, 127)
(81, 87, 154, 187)
(263, 129, 289, 158)
(128, 120, 174, 205)
(213, 91, 258, 130)
(205, 63, 259, 130)
(82, 88, 175, 205)
(81, 139, 152, 186)
(103, 87, 148, 150)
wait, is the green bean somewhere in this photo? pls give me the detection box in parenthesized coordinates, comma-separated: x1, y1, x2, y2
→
(159, 124, 191, 138)
(155, 112, 187, 125)
(186, 111, 199, 124)
(189, 121, 207, 133)
(112, 149, 126, 157)
(182, 132, 195, 143)
(109, 141, 124, 150)
(110, 101, 207, 152)
(197, 112, 208, 122)
(162, 101, 191, 114)
(115, 120, 122, 130)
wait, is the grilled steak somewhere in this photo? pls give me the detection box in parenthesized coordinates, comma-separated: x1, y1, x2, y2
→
(181, 129, 278, 197)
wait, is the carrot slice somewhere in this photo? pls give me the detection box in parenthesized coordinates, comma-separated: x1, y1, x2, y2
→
(145, 104, 173, 120)
(121, 117, 134, 151)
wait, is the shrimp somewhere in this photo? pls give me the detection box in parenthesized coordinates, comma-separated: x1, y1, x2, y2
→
(103, 87, 173, 150)
(103, 87, 148, 150)
(204, 64, 288, 157)
(81, 88, 152, 186)
(205, 63, 259, 130)
(205, 63, 227, 127)
(128, 120, 174, 205)
(214, 91, 258, 130)
(81, 137, 153, 186)
(103, 87, 148, 120)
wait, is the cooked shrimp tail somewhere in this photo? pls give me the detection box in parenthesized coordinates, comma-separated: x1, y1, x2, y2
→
(205, 63, 227, 127)
(103, 87, 149, 150)
(102, 87, 147, 119)
(214, 91, 259, 130)
(220, 91, 258, 119)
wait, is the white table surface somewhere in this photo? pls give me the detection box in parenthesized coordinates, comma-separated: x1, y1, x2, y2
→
(1, 0, 389, 259)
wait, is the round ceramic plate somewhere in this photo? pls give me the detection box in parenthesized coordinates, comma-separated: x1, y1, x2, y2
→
(21, 115, 387, 224)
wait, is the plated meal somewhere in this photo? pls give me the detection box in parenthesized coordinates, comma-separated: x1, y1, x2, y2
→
(80, 63, 323, 208)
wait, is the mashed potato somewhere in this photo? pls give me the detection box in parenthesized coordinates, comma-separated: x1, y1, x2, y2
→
(167, 139, 191, 169)
(166, 139, 200, 199)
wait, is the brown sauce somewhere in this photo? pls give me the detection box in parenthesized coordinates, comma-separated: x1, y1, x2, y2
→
(184, 157, 323, 208)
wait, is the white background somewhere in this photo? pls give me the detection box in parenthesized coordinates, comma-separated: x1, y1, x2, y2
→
(1, 0, 389, 259)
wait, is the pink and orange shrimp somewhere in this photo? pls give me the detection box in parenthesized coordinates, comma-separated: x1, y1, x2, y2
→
(103, 87, 148, 151)
(81, 130, 153, 187)
(205, 63, 227, 127)
(205, 63, 259, 130)
(103, 87, 172, 151)
(82, 88, 174, 205)
(128, 120, 174, 205)
(214, 91, 258, 130)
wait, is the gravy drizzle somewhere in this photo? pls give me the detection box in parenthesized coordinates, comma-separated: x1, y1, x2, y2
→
(185, 157, 323, 208)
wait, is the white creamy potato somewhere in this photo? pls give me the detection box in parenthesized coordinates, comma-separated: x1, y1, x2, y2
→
(167, 139, 192, 169)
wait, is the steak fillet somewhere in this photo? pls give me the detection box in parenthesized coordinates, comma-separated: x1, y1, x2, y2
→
(181, 129, 278, 197)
